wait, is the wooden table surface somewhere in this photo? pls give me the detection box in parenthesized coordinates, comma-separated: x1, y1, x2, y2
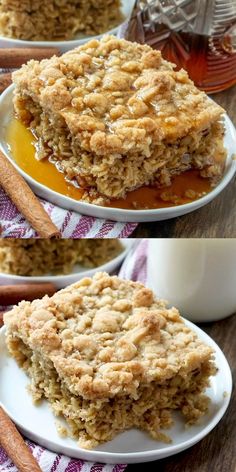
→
(127, 314, 236, 472)
(133, 85, 236, 239)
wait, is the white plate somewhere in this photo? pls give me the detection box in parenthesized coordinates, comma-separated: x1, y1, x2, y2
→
(0, 0, 135, 53)
(0, 86, 235, 223)
(0, 320, 232, 464)
(0, 239, 134, 289)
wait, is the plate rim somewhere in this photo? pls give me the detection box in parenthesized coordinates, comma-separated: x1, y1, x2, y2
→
(0, 86, 236, 223)
(0, 318, 232, 463)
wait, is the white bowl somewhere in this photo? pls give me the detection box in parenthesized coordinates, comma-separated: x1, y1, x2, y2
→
(0, 85, 235, 223)
(0, 0, 135, 53)
(0, 239, 134, 289)
(0, 320, 232, 464)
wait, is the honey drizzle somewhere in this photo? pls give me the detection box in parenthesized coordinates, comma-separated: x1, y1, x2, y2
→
(107, 170, 212, 210)
(6, 118, 213, 210)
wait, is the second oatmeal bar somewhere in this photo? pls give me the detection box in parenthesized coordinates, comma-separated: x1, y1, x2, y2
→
(0, 239, 123, 276)
(12, 36, 226, 201)
(4, 272, 216, 449)
(0, 0, 123, 41)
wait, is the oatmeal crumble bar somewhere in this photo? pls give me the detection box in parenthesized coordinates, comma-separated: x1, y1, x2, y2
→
(0, 0, 123, 41)
(4, 272, 216, 449)
(12, 36, 226, 202)
(0, 239, 123, 276)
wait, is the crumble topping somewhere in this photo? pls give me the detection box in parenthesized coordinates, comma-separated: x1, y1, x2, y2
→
(4, 272, 214, 400)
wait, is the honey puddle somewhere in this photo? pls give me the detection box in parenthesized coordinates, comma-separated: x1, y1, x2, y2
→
(6, 118, 212, 210)
(6, 118, 84, 201)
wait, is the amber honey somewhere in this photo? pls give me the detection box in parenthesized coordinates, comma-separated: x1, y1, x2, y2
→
(107, 170, 212, 210)
(6, 118, 213, 211)
(6, 118, 85, 201)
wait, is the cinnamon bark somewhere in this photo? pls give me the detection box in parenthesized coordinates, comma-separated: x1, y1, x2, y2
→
(0, 72, 12, 94)
(0, 311, 4, 327)
(0, 47, 60, 68)
(0, 151, 61, 238)
(0, 283, 56, 305)
(0, 407, 42, 472)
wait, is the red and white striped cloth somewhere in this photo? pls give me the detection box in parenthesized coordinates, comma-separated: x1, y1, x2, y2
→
(0, 240, 149, 472)
(0, 442, 127, 472)
(0, 188, 138, 238)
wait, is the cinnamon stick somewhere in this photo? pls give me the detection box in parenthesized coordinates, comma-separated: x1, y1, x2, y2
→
(0, 151, 61, 238)
(0, 72, 12, 94)
(0, 407, 42, 472)
(0, 283, 56, 305)
(0, 311, 4, 327)
(0, 47, 60, 68)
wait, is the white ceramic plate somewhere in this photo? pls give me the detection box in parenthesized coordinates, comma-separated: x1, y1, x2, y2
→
(0, 320, 232, 464)
(0, 0, 135, 53)
(0, 86, 235, 223)
(0, 239, 134, 289)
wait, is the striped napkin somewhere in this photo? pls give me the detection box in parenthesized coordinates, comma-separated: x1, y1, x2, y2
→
(0, 239, 148, 472)
(0, 187, 138, 238)
(0, 442, 127, 472)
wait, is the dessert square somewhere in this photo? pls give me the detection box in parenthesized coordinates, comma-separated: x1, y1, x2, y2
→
(4, 272, 216, 449)
(0, 239, 122, 276)
(0, 0, 123, 41)
(12, 36, 226, 202)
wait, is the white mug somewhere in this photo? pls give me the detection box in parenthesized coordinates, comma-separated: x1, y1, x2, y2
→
(147, 239, 236, 322)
